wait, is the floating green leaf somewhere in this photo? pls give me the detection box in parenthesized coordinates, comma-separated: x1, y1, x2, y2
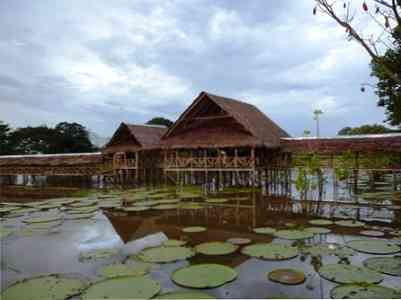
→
(155, 291, 215, 299)
(304, 227, 331, 235)
(23, 215, 62, 224)
(360, 230, 385, 237)
(80, 249, 119, 260)
(363, 256, 401, 276)
(318, 264, 383, 284)
(137, 246, 194, 263)
(268, 268, 305, 285)
(195, 242, 238, 256)
(98, 263, 149, 278)
(182, 226, 206, 233)
(153, 204, 179, 210)
(205, 198, 229, 204)
(226, 238, 251, 245)
(172, 264, 237, 288)
(241, 243, 298, 260)
(308, 219, 333, 226)
(81, 275, 160, 299)
(330, 284, 401, 299)
(253, 227, 276, 235)
(347, 239, 401, 254)
(0, 274, 87, 300)
(163, 239, 187, 247)
(0, 227, 13, 239)
(274, 230, 314, 240)
(123, 206, 151, 212)
(302, 243, 354, 257)
(335, 220, 365, 227)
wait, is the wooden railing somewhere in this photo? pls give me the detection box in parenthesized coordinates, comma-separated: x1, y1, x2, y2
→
(163, 156, 255, 170)
(113, 158, 137, 170)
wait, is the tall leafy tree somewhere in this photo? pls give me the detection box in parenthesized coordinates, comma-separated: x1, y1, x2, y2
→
(314, 0, 401, 126)
(338, 123, 400, 135)
(52, 122, 97, 153)
(0, 121, 13, 155)
(146, 117, 174, 128)
(9, 125, 58, 154)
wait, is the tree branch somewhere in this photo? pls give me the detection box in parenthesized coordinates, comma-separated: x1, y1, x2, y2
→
(391, 0, 401, 24)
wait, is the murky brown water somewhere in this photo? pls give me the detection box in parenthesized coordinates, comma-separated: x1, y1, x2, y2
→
(1, 192, 401, 299)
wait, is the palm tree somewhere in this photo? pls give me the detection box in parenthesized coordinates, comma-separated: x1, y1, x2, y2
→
(313, 109, 323, 137)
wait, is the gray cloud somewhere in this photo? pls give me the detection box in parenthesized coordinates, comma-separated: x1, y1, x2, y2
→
(0, 0, 386, 137)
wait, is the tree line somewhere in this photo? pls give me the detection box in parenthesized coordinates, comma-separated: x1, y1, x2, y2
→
(0, 121, 98, 155)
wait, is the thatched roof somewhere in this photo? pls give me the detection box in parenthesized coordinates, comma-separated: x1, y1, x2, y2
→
(104, 123, 167, 153)
(161, 91, 289, 149)
(0, 153, 103, 166)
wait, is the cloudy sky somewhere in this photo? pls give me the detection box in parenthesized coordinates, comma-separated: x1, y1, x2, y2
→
(0, 0, 388, 138)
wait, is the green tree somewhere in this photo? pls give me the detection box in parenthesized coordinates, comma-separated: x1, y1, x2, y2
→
(314, 1, 401, 126)
(52, 122, 97, 153)
(337, 124, 400, 135)
(0, 121, 13, 155)
(146, 117, 173, 128)
(9, 125, 58, 154)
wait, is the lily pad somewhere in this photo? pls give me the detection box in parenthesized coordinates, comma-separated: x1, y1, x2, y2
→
(0, 227, 13, 239)
(180, 203, 204, 210)
(226, 238, 252, 245)
(363, 256, 401, 276)
(318, 264, 383, 284)
(335, 220, 365, 227)
(347, 239, 401, 254)
(163, 239, 187, 247)
(390, 230, 401, 237)
(268, 268, 305, 285)
(81, 275, 160, 299)
(66, 213, 95, 220)
(80, 249, 119, 260)
(172, 264, 237, 288)
(23, 215, 62, 224)
(182, 226, 206, 233)
(98, 263, 149, 278)
(0, 274, 87, 300)
(195, 242, 238, 256)
(304, 227, 331, 235)
(253, 227, 276, 235)
(38, 204, 61, 210)
(123, 206, 150, 212)
(0, 207, 20, 214)
(330, 284, 401, 299)
(155, 291, 215, 299)
(308, 219, 333, 226)
(274, 229, 314, 240)
(153, 204, 179, 210)
(134, 200, 160, 207)
(137, 246, 194, 263)
(205, 198, 229, 204)
(302, 243, 354, 257)
(241, 243, 298, 260)
(360, 230, 385, 237)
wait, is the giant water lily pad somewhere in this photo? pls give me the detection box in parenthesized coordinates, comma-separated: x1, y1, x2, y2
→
(330, 284, 401, 299)
(205, 198, 229, 204)
(268, 268, 305, 285)
(80, 249, 119, 260)
(66, 213, 95, 220)
(335, 220, 365, 227)
(195, 242, 238, 256)
(226, 238, 252, 245)
(274, 229, 314, 240)
(23, 215, 62, 224)
(156, 199, 180, 205)
(182, 226, 206, 233)
(38, 203, 61, 210)
(241, 243, 298, 260)
(347, 239, 401, 254)
(98, 263, 149, 278)
(302, 243, 354, 257)
(123, 206, 150, 212)
(81, 275, 160, 299)
(360, 230, 385, 237)
(309, 219, 333, 226)
(318, 264, 383, 284)
(0, 274, 87, 300)
(0, 207, 19, 214)
(253, 227, 276, 235)
(180, 203, 204, 210)
(163, 239, 187, 247)
(172, 264, 237, 288)
(134, 200, 160, 207)
(155, 291, 215, 299)
(304, 227, 331, 235)
(137, 246, 194, 263)
(0, 227, 13, 239)
(363, 256, 401, 276)
(153, 204, 179, 210)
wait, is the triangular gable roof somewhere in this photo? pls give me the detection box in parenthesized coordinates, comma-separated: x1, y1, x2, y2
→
(106, 123, 167, 150)
(163, 91, 289, 147)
